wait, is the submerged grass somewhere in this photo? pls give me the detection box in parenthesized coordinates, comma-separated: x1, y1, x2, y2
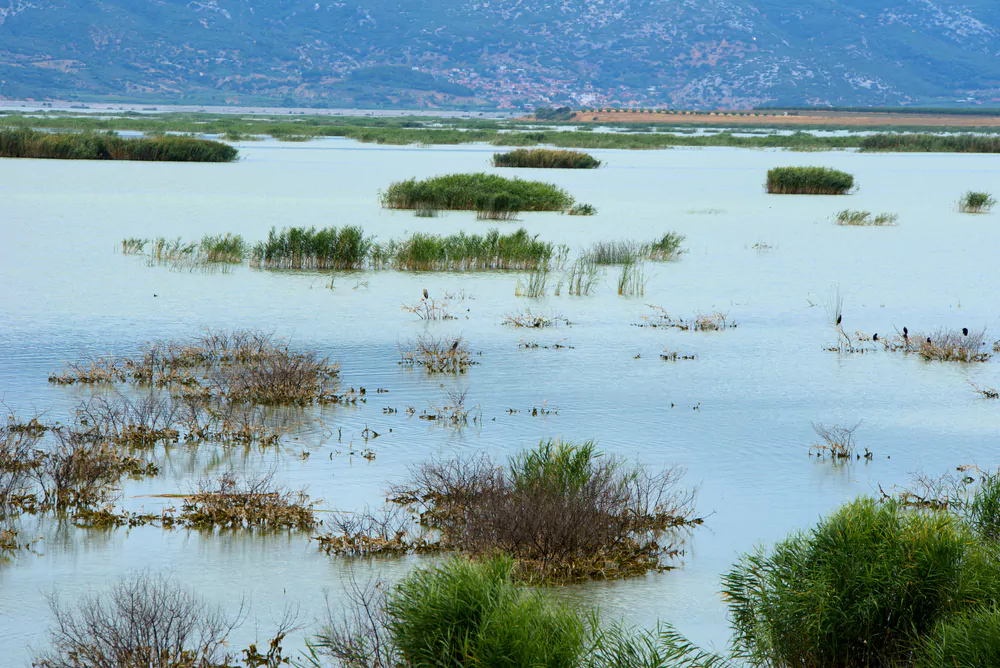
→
(0, 128, 237, 162)
(766, 166, 855, 195)
(380, 173, 573, 212)
(492, 148, 601, 169)
(834, 209, 899, 226)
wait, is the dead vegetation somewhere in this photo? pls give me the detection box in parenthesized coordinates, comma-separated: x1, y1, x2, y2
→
(502, 309, 571, 328)
(398, 335, 476, 373)
(809, 422, 870, 461)
(880, 327, 990, 362)
(180, 470, 316, 531)
(636, 305, 737, 332)
(317, 439, 701, 583)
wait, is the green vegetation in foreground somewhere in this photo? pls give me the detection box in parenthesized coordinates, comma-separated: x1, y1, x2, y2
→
(380, 172, 574, 212)
(0, 127, 237, 162)
(958, 190, 997, 213)
(307, 555, 721, 668)
(724, 493, 1000, 668)
(492, 148, 601, 169)
(766, 166, 855, 194)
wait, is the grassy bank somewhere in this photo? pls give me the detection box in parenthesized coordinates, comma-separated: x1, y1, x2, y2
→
(0, 128, 238, 162)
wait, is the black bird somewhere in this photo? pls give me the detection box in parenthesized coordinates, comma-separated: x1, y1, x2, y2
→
(836, 314, 842, 326)
(423, 288, 429, 300)
(963, 327, 969, 337)
(927, 337, 932, 344)
(903, 327, 909, 339)
(451, 340, 459, 351)
(873, 333, 879, 342)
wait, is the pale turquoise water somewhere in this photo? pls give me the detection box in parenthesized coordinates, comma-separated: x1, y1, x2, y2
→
(2, 140, 1000, 662)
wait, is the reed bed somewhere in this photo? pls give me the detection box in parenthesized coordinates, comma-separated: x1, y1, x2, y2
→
(766, 166, 855, 194)
(958, 191, 997, 213)
(584, 233, 686, 265)
(376, 227, 553, 271)
(0, 128, 238, 162)
(860, 133, 1000, 153)
(320, 439, 700, 583)
(834, 209, 899, 226)
(491, 148, 601, 169)
(125, 233, 249, 269)
(251, 226, 371, 270)
(380, 173, 574, 211)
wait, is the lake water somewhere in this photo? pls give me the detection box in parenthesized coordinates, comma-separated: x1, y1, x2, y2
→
(2, 139, 1000, 662)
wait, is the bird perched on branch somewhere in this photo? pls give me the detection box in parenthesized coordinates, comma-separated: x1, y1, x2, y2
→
(963, 327, 969, 337)
(423, 288, 429, 300)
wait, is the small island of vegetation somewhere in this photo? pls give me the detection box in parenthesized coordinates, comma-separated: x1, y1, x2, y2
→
(492, 148, 601, 169)
(380, 172, 574, 213)
(766, 166, 855, 195)
(0, 127, 238, 162)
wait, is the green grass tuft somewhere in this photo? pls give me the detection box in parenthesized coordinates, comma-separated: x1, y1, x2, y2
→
(380, 172, 573, 211)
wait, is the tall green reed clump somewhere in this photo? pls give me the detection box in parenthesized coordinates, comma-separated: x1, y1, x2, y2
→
(475, 191, 523, 220)
(860, 134, 1000, 153)
(515, 265, 550, 298)
(958, 191, 997, 213)
(492, 148, 602, 169)
(556, 257, 600, 296)
(387, 556, 588, 668)
(723, 497, 1000, 668)
(380, 173, 574, 211)
(648, 232, 686, 260)
(766, 166, 855, 194)
(250, 226, 372, 270)
(199, 233, 248, 263)
(381, 227, 553, 271)
(617, 258, 648, 296)
(914, 606, 1000, 668)
(0, 128, 238, 162)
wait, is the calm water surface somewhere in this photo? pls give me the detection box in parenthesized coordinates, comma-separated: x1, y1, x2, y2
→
(2, 140, 1000, 662)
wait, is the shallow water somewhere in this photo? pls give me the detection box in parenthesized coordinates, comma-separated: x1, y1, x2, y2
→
(3, 139, 1000, 661)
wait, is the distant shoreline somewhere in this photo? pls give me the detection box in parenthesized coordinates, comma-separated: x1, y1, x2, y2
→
(562, 109, 1000, 129)
(0, 99, 516, 119)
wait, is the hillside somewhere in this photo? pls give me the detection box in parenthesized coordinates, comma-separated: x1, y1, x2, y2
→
(2, 0, 999, 109)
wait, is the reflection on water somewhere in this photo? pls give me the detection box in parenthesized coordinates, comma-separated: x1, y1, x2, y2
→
(3, 140, 1000, 661)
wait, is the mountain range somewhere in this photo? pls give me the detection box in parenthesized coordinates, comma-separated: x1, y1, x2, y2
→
(2, 0, 1000, 109)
